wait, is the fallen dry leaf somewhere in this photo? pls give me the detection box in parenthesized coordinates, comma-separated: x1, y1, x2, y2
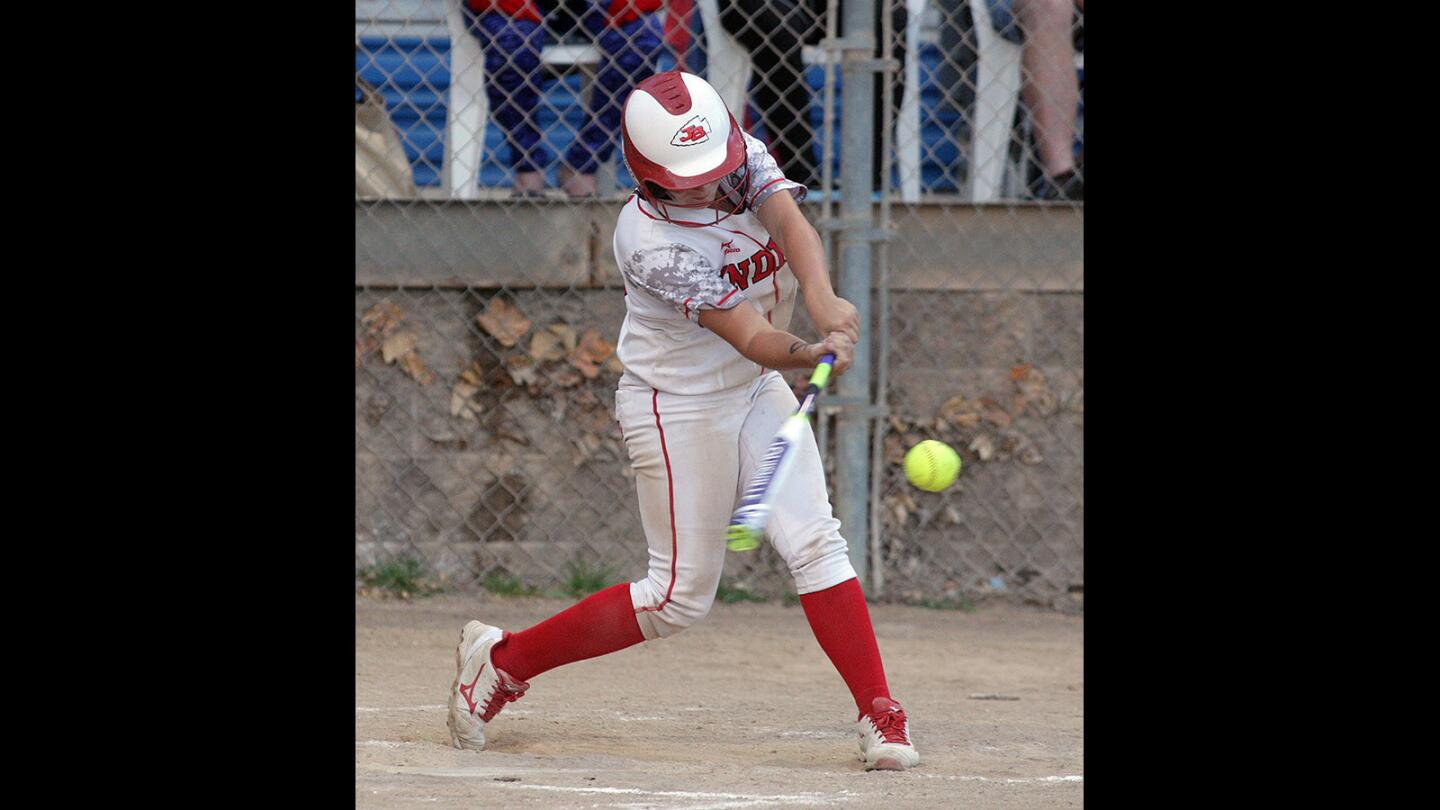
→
(1008, 363, 1058, 417)
(547, 324, 578, 353)
(567, 329, 615, 379)
(981, 408, 1012, 429)
(938, 393, 982, 427)
(398, 352, 434, 385)
(382, 331, 418, 363)
(969, 434, 995, 461)
(476, 297, 532, 348)
(885, 490, 917, 526)
(459, 360, 485, 387)
(979, 396, 1012, 428)
(361, 302, 404, 338)
(529, 329, 567, 363)
(576, 329, 614, 361)
(451, 383, 481, 419)
(552, 364, 583, 387)
(571, 388, 602, 408)
(568, 354, 601, 380)
(506, 356, 540, 387)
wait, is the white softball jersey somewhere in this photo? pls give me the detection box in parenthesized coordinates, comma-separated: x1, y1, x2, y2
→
(614, 132, 805, 396)
(610, 131, 858, 640)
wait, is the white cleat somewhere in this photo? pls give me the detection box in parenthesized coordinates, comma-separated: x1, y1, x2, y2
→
(446, 620, 529, 751)
(857, 697, 920, 771)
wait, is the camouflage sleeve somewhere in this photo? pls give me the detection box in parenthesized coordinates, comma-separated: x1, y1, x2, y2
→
(742, 131, 807, 210)
(623, 244, 744, 323)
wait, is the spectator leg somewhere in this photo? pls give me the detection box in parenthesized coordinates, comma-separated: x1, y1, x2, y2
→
(720, 1, 818, 187)
(478, 14, 552, 176)
(565, 16, 667, 178)
(1014, 0, 1076, 178)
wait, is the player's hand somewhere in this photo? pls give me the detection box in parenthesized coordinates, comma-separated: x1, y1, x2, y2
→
(810, 331, 853, 377)
(806, 293, 860, 346)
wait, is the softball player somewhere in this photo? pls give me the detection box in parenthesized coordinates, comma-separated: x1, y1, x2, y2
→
(448, 70, 919, 771)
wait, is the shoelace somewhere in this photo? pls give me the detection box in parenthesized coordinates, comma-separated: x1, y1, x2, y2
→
(479, 677, 529, 722)
(869, 709, 910, 744)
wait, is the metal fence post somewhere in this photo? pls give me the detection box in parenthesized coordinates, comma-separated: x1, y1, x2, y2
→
(834, 0, 878, 587)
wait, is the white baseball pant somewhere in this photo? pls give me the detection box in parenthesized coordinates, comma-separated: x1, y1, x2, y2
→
(615, 370, 858, 640)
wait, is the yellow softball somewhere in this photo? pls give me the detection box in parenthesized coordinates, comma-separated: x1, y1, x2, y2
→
(904, 440, 962, 492)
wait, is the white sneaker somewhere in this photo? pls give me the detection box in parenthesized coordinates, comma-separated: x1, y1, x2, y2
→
(857, 697, 920, 771)
(446, 620, 529, 751)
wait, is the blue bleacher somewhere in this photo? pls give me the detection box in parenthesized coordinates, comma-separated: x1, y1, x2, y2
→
(357, 35, 977, 193)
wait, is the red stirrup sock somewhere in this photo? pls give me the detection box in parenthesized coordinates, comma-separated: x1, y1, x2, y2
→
(799, 577, 892, 717)
(489, 582, 646, 682)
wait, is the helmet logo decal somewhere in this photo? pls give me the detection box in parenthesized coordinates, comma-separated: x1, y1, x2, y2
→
(670, 116, 711, 147)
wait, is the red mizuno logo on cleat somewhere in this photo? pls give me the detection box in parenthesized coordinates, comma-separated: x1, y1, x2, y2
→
(458, 663, 487, 716)
(670, 116, 710, 146)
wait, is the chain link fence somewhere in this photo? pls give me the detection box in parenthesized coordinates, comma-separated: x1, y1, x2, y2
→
(356, 0, 1083, 610)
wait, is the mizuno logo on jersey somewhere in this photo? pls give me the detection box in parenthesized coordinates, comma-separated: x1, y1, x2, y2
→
(721, 240, 741, 257)
(719, 238, 787, 290)
(671, 116, 711, 146)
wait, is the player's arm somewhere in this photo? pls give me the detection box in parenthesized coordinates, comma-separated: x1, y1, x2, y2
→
(699, 302, 854, 376)
(756, 189, 860, 344)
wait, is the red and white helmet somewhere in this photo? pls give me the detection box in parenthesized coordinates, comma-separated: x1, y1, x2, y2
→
(621, 71, 750, 225)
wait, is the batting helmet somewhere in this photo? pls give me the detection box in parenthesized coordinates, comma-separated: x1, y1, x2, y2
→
(621, 71, 750, 225)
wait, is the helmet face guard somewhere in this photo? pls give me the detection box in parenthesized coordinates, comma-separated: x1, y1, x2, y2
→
(637, 162, 752, 227)
(621, 71, 750, 227)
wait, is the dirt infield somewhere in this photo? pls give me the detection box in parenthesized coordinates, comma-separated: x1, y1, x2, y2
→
(356, 593, 1083, 808)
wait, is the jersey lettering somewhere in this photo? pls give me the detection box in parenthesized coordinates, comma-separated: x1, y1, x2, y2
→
(718, 238, 787, 290)
(722, 260, 750, 290)
(751, 249, 776, 283)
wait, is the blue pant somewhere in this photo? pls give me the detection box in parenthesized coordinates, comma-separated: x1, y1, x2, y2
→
(567, 15, 666, 173)
(467, 10, 667, 174)
(985, 0, 1024, 44)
